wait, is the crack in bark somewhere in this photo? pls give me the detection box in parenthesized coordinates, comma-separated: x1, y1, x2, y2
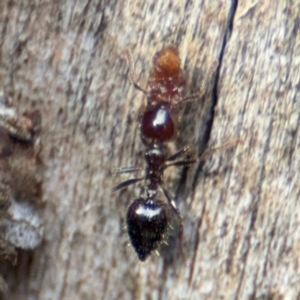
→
(188, 200, 206, 286)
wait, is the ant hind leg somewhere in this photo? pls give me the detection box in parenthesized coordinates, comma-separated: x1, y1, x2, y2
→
(163, 188, 187, 265)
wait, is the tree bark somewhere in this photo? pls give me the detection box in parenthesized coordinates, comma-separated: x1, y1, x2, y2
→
(1, 0, 299, 299)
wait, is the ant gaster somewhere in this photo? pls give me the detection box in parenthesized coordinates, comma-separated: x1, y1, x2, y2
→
(113, 45, 211, 261)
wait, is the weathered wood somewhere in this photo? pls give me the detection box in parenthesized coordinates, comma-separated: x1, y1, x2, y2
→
(0, 0, 299, 299)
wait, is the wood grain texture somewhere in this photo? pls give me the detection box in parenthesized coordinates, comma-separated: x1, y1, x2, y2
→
(0, 0, 299, 299)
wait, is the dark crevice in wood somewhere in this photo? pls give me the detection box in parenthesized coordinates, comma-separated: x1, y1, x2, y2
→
(171, 0, 240, 278)
(263, 213, 279, 277)
(159, 260, 171, 300)
(93, 1, 108, 40)
(187, 200, 206, 286)
(190, 0, 239, 192)
(228, 0, 238, 36)
(208, 0, 238, 145)
(183, 0, 243, 295)
(225, 224, 239, 274)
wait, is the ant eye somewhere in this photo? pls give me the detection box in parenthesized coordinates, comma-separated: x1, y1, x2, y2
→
(126, 198, 168, 261)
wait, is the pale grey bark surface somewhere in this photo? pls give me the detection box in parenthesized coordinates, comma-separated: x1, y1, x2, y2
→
(0, 0, 299, 299)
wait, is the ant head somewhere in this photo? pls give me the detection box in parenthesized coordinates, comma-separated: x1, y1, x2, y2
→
(126, 197, 169, 261)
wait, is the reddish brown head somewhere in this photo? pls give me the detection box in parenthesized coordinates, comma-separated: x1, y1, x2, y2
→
(148, 46, 186, 106)
(151, 46, 182, 79)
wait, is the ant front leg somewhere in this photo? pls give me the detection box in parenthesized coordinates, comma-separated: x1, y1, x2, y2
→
(122, 49, 148, 95)
(180, 60, 219, 106)
(163, 188, 186, 264)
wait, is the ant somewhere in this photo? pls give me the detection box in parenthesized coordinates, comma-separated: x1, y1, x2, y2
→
(112, 45, 217, 261)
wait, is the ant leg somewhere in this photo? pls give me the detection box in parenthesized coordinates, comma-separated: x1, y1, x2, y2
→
(112, 166, 143, 174)
(165, 139, 243, 168)
(165, 159, 197, 168)
(180, 60, 219, 105)
(122, 49, 148, 95)
(111, 177, 143, 193)
(166, 145, 195, 162)
(163, 188, 186, 264)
